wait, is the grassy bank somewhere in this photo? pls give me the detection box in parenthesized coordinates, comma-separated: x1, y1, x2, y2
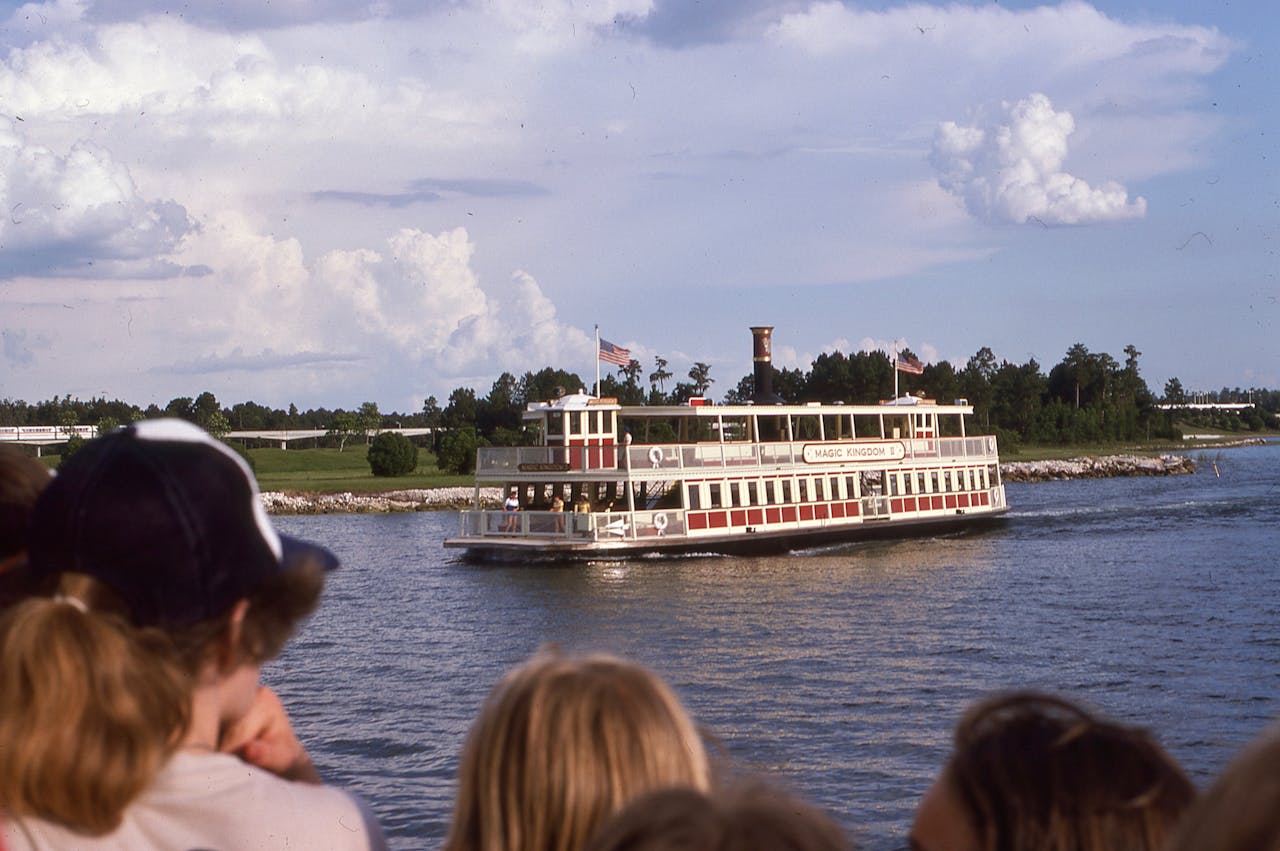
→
(249, 447, 471, 493)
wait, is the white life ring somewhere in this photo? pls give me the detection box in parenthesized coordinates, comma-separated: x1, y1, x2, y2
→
(648, 446, 664, 468)
(653, 512, 669, 535)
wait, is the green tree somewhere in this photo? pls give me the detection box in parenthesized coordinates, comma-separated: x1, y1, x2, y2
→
(193, 392, 222, 430)
(358, 401, 381, 443)
(57, 407, 79, 438)
(164, 397, 196, 422)
(96, 416, 121, 437)
(367, 432, 418, 476)
(442, 387, 479, 431)
(688, 362, 714, 396)
(649, 356, 672, 398)
(1163, 377, 1187, 405)
(436, 427, 482, 474)
(327, 411, 361, 452)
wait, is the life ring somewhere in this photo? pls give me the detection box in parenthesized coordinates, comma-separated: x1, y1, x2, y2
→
(653, 512, 669, 534)
(648, 446, 664, 468)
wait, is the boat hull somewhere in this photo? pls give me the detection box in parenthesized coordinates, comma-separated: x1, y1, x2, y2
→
(443, 507, 1008, 562)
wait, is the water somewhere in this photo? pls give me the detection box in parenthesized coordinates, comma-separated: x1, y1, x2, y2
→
(268, 443, 1280, 850)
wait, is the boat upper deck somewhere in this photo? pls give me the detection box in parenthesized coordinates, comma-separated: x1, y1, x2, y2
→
(475, 434, 999, 480)
(474, 394, 996, 482)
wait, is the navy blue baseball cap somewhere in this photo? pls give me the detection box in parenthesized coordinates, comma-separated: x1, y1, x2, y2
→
(27, 418, 337, 630)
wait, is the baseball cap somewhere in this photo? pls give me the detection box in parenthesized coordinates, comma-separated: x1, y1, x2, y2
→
(27, 419, 338, 630)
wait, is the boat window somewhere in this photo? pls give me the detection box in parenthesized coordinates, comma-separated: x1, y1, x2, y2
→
(780, 479, 793, 503)
(709, 483, 723, 508)
(687, 483, 703, 510)
(570, 411, 584, 436)
(605, 411, 615, 434)
(547, 411, 564, 438)
(746, 480, 760, 506)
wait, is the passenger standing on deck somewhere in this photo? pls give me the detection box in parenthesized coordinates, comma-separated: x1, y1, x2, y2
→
(573, 492, 592, 534)
(550, 495, 566, 532)
(0, 420, 386, 851)
(444, 647, 712, 851)
(909, 691, 1194, 851)
(502, 488, 521, 532)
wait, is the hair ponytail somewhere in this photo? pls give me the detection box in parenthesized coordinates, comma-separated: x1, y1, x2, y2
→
(0, 595, 188, 834)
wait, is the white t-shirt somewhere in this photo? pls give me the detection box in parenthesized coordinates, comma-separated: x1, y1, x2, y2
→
(3, 750, 386, 851)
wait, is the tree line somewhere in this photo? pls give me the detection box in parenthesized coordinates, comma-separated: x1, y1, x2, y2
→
(3, 343, 1276, 471)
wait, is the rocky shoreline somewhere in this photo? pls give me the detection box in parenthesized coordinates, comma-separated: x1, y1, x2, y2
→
(999, 453, 1195, 483)
(258, 451, 1228, 514)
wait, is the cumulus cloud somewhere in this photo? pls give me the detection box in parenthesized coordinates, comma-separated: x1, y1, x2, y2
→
(0, 118, 197, 278)
(931, 93, 1147, 226)
(152, 218, 593, 404)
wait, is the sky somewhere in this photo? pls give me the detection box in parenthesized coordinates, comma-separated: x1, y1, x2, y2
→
(0, 0, 1275, 413)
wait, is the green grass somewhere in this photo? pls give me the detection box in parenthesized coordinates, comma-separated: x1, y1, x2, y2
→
(248, 447, 470, 493)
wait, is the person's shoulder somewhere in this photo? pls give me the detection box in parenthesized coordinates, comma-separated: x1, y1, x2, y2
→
(148, 752, 385, 850)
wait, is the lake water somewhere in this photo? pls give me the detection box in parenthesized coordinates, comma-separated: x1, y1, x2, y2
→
(268, 442, 1280, 850)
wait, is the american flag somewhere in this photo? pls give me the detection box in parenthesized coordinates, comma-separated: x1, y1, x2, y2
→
(896, 353, 925, 375)
(599, 337, 632, 366)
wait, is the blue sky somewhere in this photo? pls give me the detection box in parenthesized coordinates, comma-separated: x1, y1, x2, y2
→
(0, 0, 1274, 411)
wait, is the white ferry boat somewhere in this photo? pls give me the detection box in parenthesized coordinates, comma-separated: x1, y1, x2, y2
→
(444, 328, 1007, 560)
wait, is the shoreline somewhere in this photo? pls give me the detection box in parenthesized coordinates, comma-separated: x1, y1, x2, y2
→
(260, 445, 1270, 515)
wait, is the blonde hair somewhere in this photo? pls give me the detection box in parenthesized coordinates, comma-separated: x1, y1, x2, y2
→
(1166, 721, 1280, 851)
(445, 648, 712, 851)
(0, 563, 323, 834)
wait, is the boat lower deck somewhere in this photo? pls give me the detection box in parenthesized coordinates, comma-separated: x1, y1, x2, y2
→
(444, 508, 1009, 562)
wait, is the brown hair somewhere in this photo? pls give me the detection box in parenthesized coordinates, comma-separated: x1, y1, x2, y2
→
(0, 560, 323, 834)
(942, 691, 1194, 851)
(584, 783, 855, 851)
(445, 647, 712, 851)
(0, 445, 52, 606)
(1166, 721, 1280, 851)
(0, 445, 50, 557)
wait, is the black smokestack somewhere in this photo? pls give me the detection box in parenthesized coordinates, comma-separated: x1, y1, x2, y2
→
(751, 326, 785, 404)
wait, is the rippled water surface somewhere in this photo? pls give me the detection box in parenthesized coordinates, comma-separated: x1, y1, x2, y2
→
(270, 443, 1280, 850)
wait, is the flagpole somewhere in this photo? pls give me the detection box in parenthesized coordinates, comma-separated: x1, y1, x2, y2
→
(595, 324, 601, 398)
(893, 351, 899, 400)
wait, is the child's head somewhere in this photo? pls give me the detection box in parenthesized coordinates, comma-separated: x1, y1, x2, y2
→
(0, 419, 335, 833)
(446, 647, 711, 851)
(911, 691, 1194, 851)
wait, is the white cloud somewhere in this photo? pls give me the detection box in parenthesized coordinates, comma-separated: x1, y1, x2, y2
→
(930, 93, 1147, 226)
(0, 118, 197, 277)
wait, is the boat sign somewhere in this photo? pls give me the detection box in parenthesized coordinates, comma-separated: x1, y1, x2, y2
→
(802, 441, 906, 464)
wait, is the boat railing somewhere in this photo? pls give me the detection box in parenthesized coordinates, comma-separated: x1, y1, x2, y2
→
(455, 508, 685, 542)
(475, 435, 1000, 476)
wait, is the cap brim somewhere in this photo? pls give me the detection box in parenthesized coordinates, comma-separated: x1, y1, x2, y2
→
(279, 534, 340, 573)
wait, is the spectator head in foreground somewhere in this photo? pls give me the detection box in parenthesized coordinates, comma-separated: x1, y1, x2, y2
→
(0, 444, 53, 608)
(0, 419, 382, 849)
(1165, 719, 1280, 851)
(583, 783, 856, 851)
(445, 647, 712, 851)
(909, 691, 1194, 851)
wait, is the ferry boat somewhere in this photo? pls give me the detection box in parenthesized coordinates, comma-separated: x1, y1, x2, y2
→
(444, 327, 1007, 560)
